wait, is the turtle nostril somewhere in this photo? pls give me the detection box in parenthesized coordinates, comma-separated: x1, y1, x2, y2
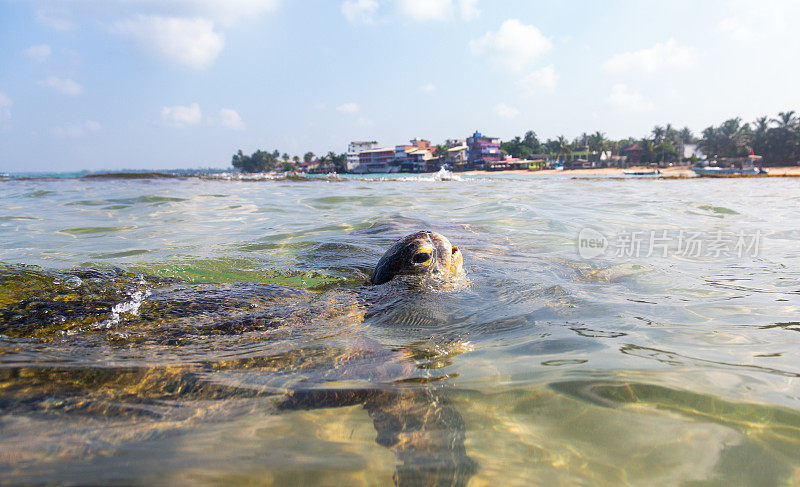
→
(412, 252, 431, 264)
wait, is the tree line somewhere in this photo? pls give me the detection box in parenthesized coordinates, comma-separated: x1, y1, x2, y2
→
(232, 149, 346, 173)
(499, 109, 799, 165)
(700, 111, 799, 163)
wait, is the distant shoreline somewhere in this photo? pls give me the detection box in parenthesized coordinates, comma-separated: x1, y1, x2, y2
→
(452, 165, 800, 178)
(4, 165, 800, 181)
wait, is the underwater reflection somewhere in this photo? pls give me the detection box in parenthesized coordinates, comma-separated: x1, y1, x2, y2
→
(463, 379, 800, 486)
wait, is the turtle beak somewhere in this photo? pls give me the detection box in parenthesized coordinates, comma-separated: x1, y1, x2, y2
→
(449, 246, 463, 277)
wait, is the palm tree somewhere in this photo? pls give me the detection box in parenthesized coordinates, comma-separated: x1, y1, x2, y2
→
(651, 125, 666, 144)
(640, 139, 656, 162)
(767, 111, 799, 163)
(772, 110, 797, 128)
(586, 131, 607, 162)
(679, 127, 694, 144)
(555, 136, 571, 162)
(751, 116, 769, 156)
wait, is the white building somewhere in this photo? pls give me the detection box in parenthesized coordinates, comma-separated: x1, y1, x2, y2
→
(445, 144, 468, 168)
(683, 143, 705, 160)
(347, 141, 379, 172)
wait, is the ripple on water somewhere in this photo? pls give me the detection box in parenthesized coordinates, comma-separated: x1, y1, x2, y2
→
(58, 226, 137, 235)
(65, 200, 110, 206)
(90, 249, 151, 259)
(109, 195, 187, 204)
(25, 190, 57, 198)
(0, 216, 41, 221)
(66, 196, 188, 206)
(698, 204, 740, 215)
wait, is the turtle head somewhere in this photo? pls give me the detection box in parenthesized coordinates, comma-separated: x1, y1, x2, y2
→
(370, 231, 464, 285)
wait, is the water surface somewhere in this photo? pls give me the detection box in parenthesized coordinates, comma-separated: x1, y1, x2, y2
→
(2, 173, 800, 485)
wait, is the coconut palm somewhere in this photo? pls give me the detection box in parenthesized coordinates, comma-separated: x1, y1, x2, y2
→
(679, 127, 694, 144)
(555, 136, 571, 162)
(751, 116, 769, 156)
(772, 111, 797, 128)
(651, 125, 666, 144)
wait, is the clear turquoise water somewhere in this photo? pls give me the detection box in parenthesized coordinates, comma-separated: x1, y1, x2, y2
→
(1, 173, 800, 485)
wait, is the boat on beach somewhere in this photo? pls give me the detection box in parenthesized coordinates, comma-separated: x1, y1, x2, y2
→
(691, 166, 765, 176)
(622, 169, 661, 176)
(691, 153, 768, 177)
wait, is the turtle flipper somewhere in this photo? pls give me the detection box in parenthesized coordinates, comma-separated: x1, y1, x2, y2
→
(365, 388, 476, 487)
(278, 387, 476, 486)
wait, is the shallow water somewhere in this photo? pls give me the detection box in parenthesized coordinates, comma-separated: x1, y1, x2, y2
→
(1, 173, 800, 485)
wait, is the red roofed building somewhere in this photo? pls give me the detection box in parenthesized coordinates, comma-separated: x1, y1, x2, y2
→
(395, 138, 437, 172)
(621, 143, 646, 164)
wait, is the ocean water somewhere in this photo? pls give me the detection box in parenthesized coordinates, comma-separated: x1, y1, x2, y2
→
(1, 172, 800, 485)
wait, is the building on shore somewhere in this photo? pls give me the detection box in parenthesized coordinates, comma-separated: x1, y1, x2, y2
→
(357, 147, 395, 173)
(395, 138, 437, 172)
(298, 158, 321, 173)
(466, 131, 502, 169)
(445, 143, 469, 170)
(620, 143, 646, 165)
(683, 144, 705, 160)
(346, 141, 378, 172)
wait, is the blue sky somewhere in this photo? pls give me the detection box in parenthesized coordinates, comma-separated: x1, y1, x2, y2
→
(1, 0, 799, 172)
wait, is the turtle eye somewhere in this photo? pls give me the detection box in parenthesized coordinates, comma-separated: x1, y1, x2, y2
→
(451, 246, 459, 254)
(412, 251, 431, 264)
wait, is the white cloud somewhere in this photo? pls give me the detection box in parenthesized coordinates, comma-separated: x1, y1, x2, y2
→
(458, 0, 480, 20)
(0, 93, 11, 123)
(161, 102, 202, 127)
(53, 121, 101, 138)
(37, 77, 84, 96)
(175, 0, 281, 26)
(113, 16, 224, 69)
(517, 64, 558, 95)
(716, 17, 753, 40)
(337, 102, 360, 114)
(606, 84, 653, 111)
(396, 0, 453, 21)
(470, 19, 552, 72)
(22, 44, 52, 62)
(36, 9, 76, 31)
(603, 38, 697, 74)
(394, 0, 480, 21)
(420, 82, 436, 93)
(494, 103, 519, 118)
(218, 108, 245, 130)
(714, 0, 800, 43)
(341, 0, 379, 24)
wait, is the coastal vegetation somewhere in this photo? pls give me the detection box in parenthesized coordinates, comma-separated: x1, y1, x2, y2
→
(231, 109, 799, 173)
(232, 149, 346, 173)
(500, 110, 799, 165)
(699, 111, 800, 163)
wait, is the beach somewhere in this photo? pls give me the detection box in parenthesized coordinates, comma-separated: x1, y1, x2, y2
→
(465, 164, 800, 177)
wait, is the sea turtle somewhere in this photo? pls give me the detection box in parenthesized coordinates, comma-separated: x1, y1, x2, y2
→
(0, 231, 475, 486)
